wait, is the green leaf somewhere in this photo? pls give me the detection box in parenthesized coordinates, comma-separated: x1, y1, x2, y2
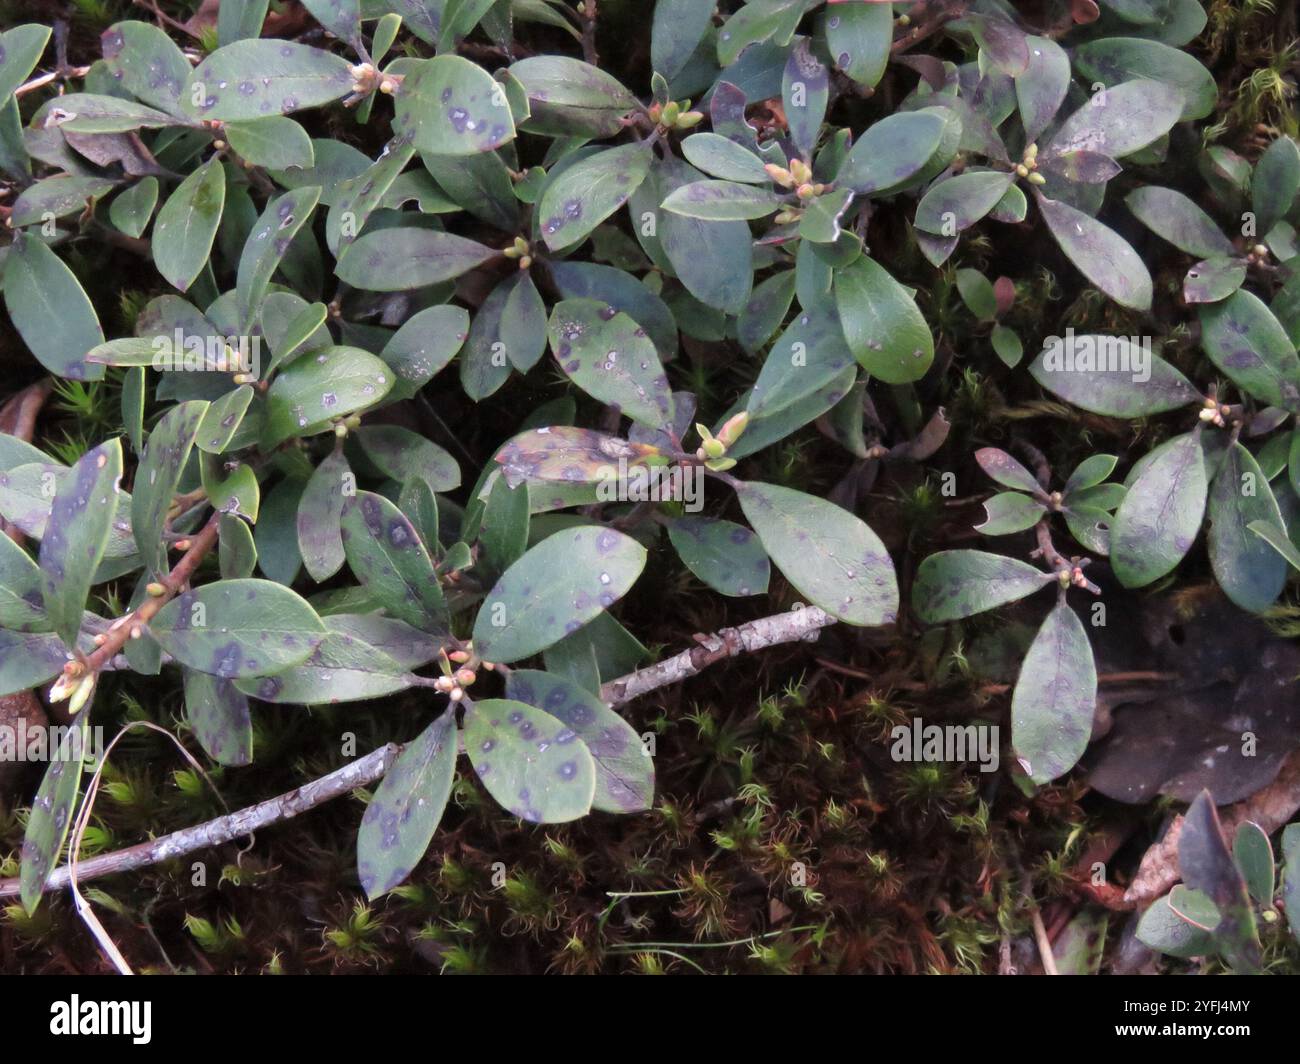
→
(507, 669, 653, 812)
(548, 299, 674, 428)
(40, 439, 123, 647)
(747, 307, 855, 416)
(681, 132, 770, 183)
(668, 516, 769, 597)
(236, 185, 320, 322)
(976, 492, 1047, 535)
(472, 526, 647, 663)
(380, 303, 470, 400)
(340, 491, 447, 631)
(184, 40, 354, 121)
(354, 425, 460, 492)
(459, 272, 523, 400)
(152, 579, 326, 679)
(394, 54, 515, 156)
(183, 668, 253, 766)
(195, 385, 255, 454)
(509, 56, 636, 138)
(262, 346, 393, 447)
(1253, 135, 1300, 237)
(1015, 35, 1069, 143)
(101, 20, 191, 116)
(825, 0, 891, 90)
(912, 550, 1050, 622)
(1125, 186, 1233, 258)
(133, 400, 207, 577)
(1011, 603, 1096, 784)
(1247, 518, 1300, 571)
(652, 0, 716, 81)
(1029, 337, 1199, 416)
(1199, 289, 1300, 411)
(357, 711, 457, 898)
(1136, 894, 1216, 958)
(1036, 193, 1153, 311)
(914, 171, 1015, 235)
(836, 110, 950, 195)
(3, 234, 105, 381)
(834, 255, 934, 384)
(224, 115, 315, 169)
(19, 720, 88, 914)
(1065, 454, 1119, 494)
(1047, 79, 1185, 159)
(10, 175, 116, 227)
(1206, 443, 1287, 613)
(236, 630, 415, 704)
(203, 457, 260, 522)
(540, 143, 653, 250)
(0, 532, 47, 631)
(1072, 39, 1215, 120)
(299, 0, 361, 44)
(1184, 256, 1247, 305)
(35, 92, 175, 133)
(738, 481, 897, 625)
(1283, 825, 1300, 946)
(1112, 432, 1207, 588)
(975, 447, 1044, 494)
(717, 0, 807, 66)
(218, 0, 269, 44)
(218, 514, 257, 578)
(465, 697, 597, 821)
(1233, 821, 1275, 905)
(478, 473, 530, 581)
(955, 268, 997, 322)
(109, 176, 159, 238)
(0, 25, 52, 101)
(661, 178, 781, 221)
(990, 324, 1023, 367)
(297, 450, 351, 582)
(335, 227, 497, 291)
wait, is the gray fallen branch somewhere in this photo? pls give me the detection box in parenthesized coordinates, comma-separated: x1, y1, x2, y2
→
(0, 605, 838, 897)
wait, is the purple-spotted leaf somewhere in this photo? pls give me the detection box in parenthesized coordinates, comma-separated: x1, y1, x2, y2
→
(976, 492, 1046, 535)
(959, 13, 1029, 75)
(507, 669, 653, 813)
(236, 185, 320, 321)
(834, 255, 934, 384)
(183, 40, 354, 121)
(1029, 336, 1199, 416)
(10, 175, 117, 228)
(548, 260, 679, 361)
(183, 667, 253, 766)
(716, 0, 806, 66)
(133, 400, 208, 577)
(236, 629, 414, 704)
(1047, 79, 1184, 160)
(0, 630, 71, 697)
(0, 532, 47, 632)
(464, 697, 596, 822)
(1011, 603, 1096, 784)
(1206, 443, 1287, 614)
(395, 54, 515, 156)
(654, 157, 753, 314)
(836, 110, 951, 195)
(824, 0, 891, 90)
(4, 234, 105, 381)
(1179, 791, 1261, 973)
(196, 386, 255, 454)
(651, 0, 716, 81)
(737, 270, 798, 354)
(783, 37, 828, 158)
(1072, 41, 1215, 121)
(262, 346, 393, 447)
(357, 711, 457, 898)
(975, 447, 1045, 494)
(738, 482, 898, 626)
(335, 227, 497, 291)
(509, 56, 637, 138)
(354, 425, 460, 493)
(340, 491, 447, 632)
(1038, 150, 1121, 185)
(1111, 432, 1207, 588)
(40, 438, 123, 647)
(914, 171, 1015, 235)
(548, 299, 674, 429)
(1183, 256, 1246, 304)
(0, 463, 135, 560)
(297, 449, 351, 582)
(1253, 135, 1300, 238)
(19, 719, 89, 914)
(1124, 186, 1233, 257)
(380, 304, 470, 400)
(494, 427, 664, 490)
(912, 550, 1051, 622)
(325, 137, 417, 255)
(1036, 194, 1153, 310)
(667, 516, 770, 597)
(1198, 289, 1300, 411)
(151, 579, 326, 679)
(540, 143, 653, 251)
(1015, 35, 1069, 143)
(472, 526, 647, 663)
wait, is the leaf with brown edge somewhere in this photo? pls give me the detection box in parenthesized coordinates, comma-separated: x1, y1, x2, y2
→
(357, 711, 457, 899)
(494, 427, 665, 490)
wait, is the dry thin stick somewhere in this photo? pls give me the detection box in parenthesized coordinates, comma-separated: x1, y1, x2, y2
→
(1031, 907, 1059, 975)
(0, 605, 842, 897)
